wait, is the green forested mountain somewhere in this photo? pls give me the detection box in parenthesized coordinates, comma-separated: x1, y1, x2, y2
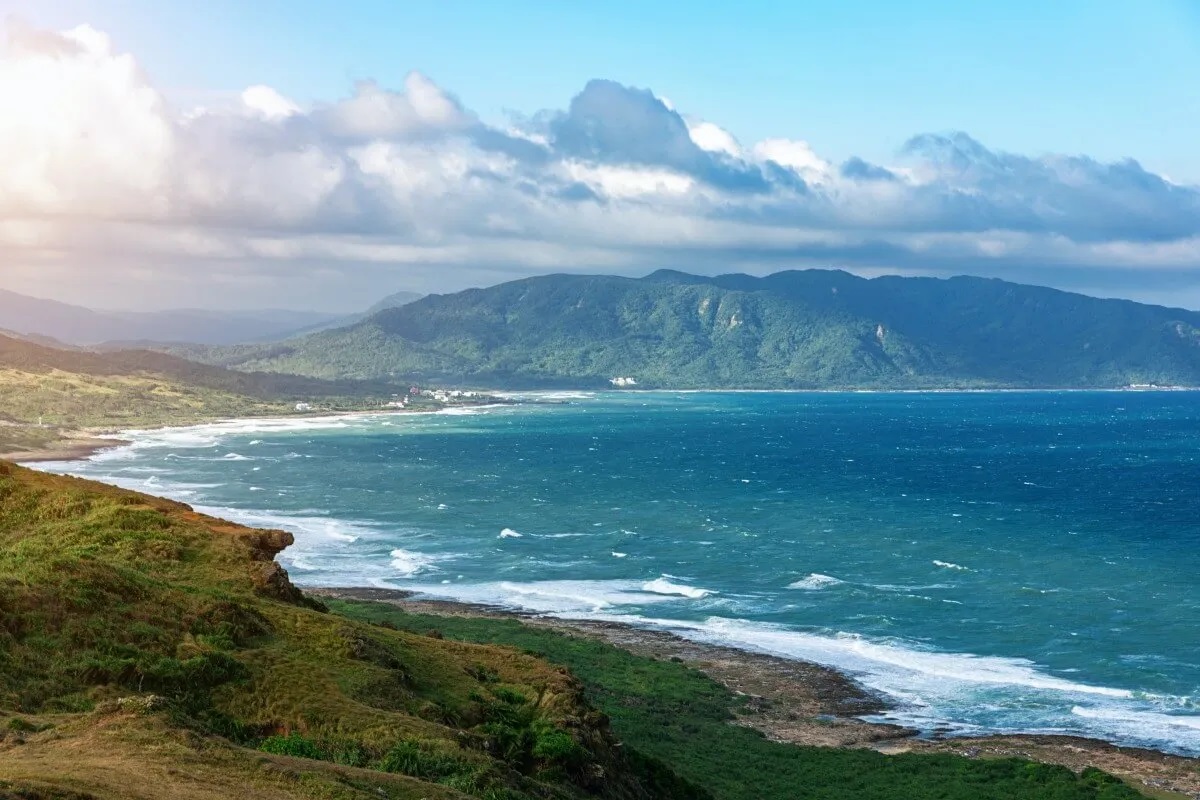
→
(181, 270, 1200, 389)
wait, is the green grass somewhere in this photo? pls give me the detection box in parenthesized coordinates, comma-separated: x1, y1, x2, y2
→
(329, 600, 1147, 800)
(0, 464, 698, 800)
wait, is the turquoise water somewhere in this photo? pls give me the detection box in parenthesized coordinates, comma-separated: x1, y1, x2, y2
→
(39, 391, 1200, 753)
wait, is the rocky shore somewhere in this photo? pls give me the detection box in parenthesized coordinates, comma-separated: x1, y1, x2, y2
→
(314, 587, 1200, 799)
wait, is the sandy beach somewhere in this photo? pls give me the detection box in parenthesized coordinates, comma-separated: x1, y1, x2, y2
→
(312, 587, 1200, 798)
(0, 432, 129, 463)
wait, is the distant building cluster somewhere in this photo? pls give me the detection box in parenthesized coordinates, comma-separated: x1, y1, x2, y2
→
(609, 376, 638, 387)
(396, 387, 482, 404)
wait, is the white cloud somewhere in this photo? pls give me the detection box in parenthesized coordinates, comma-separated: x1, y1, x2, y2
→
(316, 73, 472, 140)
(241, 85, 299, 119)
(0, 23, 172, 218)
(687, 120, 742, 157)
(0, 21, 1198, 310)
(751, 138, 832, 183)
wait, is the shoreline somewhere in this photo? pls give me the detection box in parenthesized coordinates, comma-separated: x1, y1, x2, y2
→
(19, 398, 1200, 796)
(8, 386, 1191, 464)
(1, 400, 515, 464)
(311, 587, 1200, 798)
(1, 432, 131, 464)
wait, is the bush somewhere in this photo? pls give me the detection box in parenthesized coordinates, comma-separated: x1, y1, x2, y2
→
(378, 738, 468, 780)
(260, 732, 323, 760)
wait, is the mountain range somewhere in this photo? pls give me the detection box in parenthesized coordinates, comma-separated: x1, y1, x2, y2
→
(174, 269, 1200, 389)
(0, 288, 423, 346)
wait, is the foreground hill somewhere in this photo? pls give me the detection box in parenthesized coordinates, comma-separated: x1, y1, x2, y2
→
(181, 270, 1200, 389)
(0, 463, 1148, 799)
(0, 463, 696, 800)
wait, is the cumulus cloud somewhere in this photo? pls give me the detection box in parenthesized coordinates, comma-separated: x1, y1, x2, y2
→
(1, 21, 1199, 310)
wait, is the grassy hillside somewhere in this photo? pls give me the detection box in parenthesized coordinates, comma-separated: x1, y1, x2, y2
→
(0, 334, 402, 455)
(331, 601, 1150, 800)
(0, 463, 696, 800)
(181, 270, 1200, 389)
(0, 463, 1149, 799)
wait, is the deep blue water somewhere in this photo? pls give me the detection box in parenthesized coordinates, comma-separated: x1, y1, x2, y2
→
(39, 391, 1200, 753)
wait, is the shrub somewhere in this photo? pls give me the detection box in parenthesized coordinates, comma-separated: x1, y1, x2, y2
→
(378, 738, 468, 780)
(260, 732, 323, 760)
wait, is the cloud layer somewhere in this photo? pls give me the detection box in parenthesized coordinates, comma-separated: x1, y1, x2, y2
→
(3, 22, 1199, 310)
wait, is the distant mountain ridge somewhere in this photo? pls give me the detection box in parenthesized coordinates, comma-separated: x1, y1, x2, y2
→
(176, 269, 1200, 389)
(0, 289, 344, 346)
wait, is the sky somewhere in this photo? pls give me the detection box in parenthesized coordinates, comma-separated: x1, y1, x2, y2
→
(1, 0, 1199, 311)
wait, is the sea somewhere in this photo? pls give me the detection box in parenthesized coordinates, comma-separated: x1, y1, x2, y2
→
(34, 391, 1200, 754)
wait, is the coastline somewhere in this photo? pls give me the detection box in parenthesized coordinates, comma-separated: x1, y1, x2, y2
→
(0, 400, 515, 464)
(1, 431, 130, 463)
(312, 587, 1200, 798)
(18, 395, 1200, 796)
(7, 385, 1191, 464)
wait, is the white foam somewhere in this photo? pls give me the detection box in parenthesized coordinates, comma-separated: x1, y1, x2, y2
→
(222, 453, 251, 461)
(657, 616, 1135, 699)
(436, 404, 509, 416)
(642, 577, 715, 599)
(933, 560, 969, 571)
(389, 548, 438, 578)
(192, 505, 378, 544)
(788, 573, 843, 590)
(1072, 705, 1200, 733)
(611, 552, 628, 558)
(406, 579, 676, 614)
(499, 528, 524, 538)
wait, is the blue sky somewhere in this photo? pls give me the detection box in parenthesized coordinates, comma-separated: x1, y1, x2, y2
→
(1, 1, 1199, 310)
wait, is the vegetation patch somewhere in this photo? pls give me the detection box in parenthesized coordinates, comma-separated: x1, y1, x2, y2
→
(331, 599, 1148, 800)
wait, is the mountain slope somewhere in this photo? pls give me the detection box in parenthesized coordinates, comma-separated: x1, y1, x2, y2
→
(0, 289, 343, 346)
(186, 270, 1200, 388)
(0, 333, 406, 458)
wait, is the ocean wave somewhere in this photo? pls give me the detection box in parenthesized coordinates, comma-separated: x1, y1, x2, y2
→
(404, 579, 682, 614)
(390, 548, 439, 577)
(192, 505, 381, 544)
(492, 391, 595, 402)
(933, 560, 969, 570)
(787, 573, 843, 590)
(499, 528, 523, 538)
(642, 577, 714, 599)
(436, 404, 510, 416)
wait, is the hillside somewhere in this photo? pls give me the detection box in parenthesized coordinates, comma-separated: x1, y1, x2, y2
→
(0, 334, 400, 458)
(180, 270, 1200, 389)
(0, 463, 696, 800)
(0, 289, 342, 346)
(0, 463, 1149, 799)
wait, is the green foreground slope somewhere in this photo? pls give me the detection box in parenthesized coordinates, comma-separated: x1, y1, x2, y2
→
(0, 463, 1148, 799)
(332, 601, 1148, 800)
(0, 463, 693, 800)
(188, 270, 1200, 389)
